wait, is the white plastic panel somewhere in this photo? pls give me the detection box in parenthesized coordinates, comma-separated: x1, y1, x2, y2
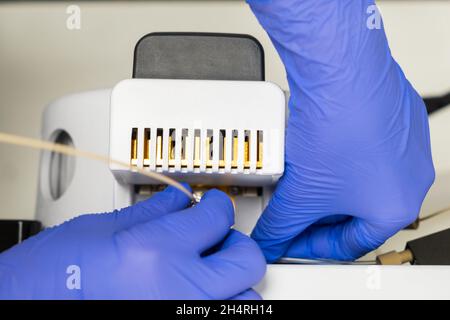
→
(110, 79, 285, 186)
(36, 89, 116, 227)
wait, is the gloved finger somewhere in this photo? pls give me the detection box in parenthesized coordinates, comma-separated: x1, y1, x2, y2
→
(200, 230, 266, 299)
(251, 176, 324, 263)
(229, 289, 262, 301)
(114, 183, 192, 230)
(152, 189, 235, 253)
(284, 218, 404, 261)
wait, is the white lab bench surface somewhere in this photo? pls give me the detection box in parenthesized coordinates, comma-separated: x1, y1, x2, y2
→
(258, 265, 450, 300)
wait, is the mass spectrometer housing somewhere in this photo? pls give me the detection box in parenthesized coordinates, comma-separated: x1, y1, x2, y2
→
(32, 32, 450, 300)
(36, 33, 285, 234)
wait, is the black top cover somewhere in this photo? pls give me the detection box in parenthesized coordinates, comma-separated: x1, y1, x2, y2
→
(133, 33, 265, 81)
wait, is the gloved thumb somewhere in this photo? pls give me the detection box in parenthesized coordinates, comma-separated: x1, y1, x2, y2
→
(114, 183, 192, 230)
(251, 175, 325, 263)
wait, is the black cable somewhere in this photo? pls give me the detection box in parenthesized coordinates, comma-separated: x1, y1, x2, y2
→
(424, 92, 450, 114)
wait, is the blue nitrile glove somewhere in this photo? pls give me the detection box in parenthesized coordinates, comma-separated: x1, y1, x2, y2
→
(248, 0, 435, 262)
(0, 186, 266, 299)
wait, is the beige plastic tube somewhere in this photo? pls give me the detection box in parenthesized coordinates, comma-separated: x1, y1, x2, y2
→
(0, 132, 194, 201)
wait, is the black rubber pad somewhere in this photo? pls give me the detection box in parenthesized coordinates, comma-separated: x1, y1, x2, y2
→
(407, 228, 450, 265)
(133, 33, 264, 81)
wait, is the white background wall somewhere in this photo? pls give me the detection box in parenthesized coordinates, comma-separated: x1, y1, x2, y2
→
(0, 1, 449, 220)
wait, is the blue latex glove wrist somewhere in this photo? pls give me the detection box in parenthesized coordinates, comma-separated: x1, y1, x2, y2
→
(248, 0, 435, 262)
(0, 186, 265, 299)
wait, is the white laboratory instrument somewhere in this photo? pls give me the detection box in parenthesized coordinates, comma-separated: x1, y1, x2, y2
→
(34, 33, 450, 300)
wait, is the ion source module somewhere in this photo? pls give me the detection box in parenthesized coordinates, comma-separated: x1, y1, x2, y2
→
(36, 79, 286, 234)
(109, 78, 286, 187)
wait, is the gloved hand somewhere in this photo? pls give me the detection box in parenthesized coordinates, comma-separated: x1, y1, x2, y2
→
(248, 0, 435, 262)
(0, 186, 266, 299)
